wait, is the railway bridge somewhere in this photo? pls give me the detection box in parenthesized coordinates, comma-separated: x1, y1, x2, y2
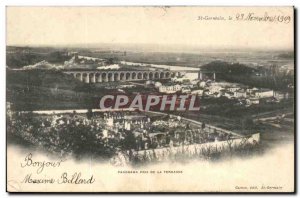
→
(63, 69, 218, 83)
(63, 70, 178, 83)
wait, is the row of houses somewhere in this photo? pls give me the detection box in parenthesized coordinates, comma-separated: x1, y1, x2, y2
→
(147, 79, 289, 106)
(199, 82, 290, 106)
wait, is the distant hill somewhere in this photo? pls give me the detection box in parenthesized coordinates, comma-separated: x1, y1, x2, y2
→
(21, 60, 64, 70)
(6, 48, 70, 68)
(276, 52, 294, 59)
(200, 61, 257, 75)
(200, 61, 293, 90)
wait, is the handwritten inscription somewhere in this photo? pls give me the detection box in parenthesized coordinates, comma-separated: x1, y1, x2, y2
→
(20, 153, 95, 185)
(21, 153, 65, 174)
(198, 12, 291, 23)
(235, 12, 291, 23)
(22, 172, 95, 184)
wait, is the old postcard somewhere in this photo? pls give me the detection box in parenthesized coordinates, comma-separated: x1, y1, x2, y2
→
(6, 6, 294, 193)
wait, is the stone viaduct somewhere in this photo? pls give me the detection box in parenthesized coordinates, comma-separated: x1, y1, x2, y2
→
(63, 69, 217, 83)
(63, 70, 178, 83)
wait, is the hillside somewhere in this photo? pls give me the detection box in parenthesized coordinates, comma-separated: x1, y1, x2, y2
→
(7, 47, 71, 69)
(200, 61, 257, 74)
(200, 61, 293, 90)
(7, 69, 82, 90)
(7, 70, 103, 111)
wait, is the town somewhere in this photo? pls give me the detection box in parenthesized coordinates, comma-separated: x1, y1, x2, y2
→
(6, 48, 294, 165)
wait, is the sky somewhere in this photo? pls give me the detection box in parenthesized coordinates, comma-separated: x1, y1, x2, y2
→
(6, 7, 294, 50)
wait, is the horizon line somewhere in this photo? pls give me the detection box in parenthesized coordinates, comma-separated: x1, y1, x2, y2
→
(6, 42, 294, 52)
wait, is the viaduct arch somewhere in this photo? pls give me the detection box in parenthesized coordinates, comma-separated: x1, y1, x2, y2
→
(63, 70, 177, 83)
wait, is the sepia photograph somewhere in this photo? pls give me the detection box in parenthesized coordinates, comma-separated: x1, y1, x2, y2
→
(6, 6, 295, 193)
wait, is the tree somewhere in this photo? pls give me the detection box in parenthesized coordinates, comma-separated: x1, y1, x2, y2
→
(122, 132, 136, 150)
(201, 122, 206, 130)
(86, 109, 93, 119)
